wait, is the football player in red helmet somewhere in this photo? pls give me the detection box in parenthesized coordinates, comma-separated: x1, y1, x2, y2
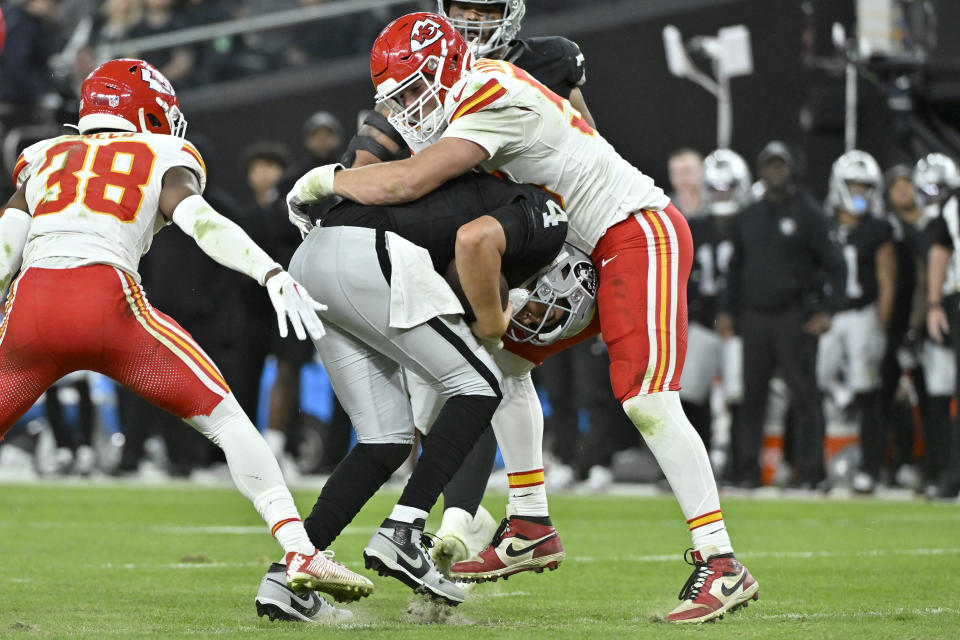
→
(288, 13, 759, 623)
(370, 13, 472, 146)
(0, 59, 372, 616)
(331, 4, 598, 583)
(78, 58, 187, 136)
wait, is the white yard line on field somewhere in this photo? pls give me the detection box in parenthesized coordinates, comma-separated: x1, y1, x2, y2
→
(571, 547, 960, 563)
(750, 607, 958, 621)
(60, 547, 959, 572)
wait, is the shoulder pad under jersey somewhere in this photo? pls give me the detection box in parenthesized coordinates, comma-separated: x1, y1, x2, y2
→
(445, 65, 511, 125)
(506, 36, 586, 98)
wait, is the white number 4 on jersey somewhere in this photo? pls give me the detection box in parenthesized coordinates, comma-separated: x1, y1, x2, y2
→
(542, 200, 568, 228)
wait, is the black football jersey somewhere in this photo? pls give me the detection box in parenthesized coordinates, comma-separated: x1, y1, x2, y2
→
(320, 172, 567, 287)
(832, 215, 894, 309)
(687, 215, 737, 327)
(887, 213, 928, 336)
(503, 36, 586, 99)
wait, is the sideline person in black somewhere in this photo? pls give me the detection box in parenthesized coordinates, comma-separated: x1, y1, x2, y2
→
(717, 142, 846, 488)
(925, 189, 960, 499)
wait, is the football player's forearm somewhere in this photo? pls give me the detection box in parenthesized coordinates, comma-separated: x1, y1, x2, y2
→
(0, 187, 32, 295)
(171, 195, 280, 285)
(928, 245, 950, 305)
(456, 218, 507, 336)
(334, 162, 424, 205)
(876, 243, 896, 329)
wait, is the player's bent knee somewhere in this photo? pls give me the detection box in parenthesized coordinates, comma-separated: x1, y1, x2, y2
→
(622, 391, 683, 439)
(185, 393, 254, 445)
(354, 442, 412, 475)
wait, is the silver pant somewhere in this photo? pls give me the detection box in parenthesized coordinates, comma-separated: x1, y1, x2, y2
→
(288, 226, 500, 445)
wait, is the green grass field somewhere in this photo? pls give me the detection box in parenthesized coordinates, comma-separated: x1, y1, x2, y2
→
(1, 482, 958, 639)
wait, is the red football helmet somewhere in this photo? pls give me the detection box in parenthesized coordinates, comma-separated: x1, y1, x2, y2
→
(370, 12, 471, 144)
(78, 59, 187, 137)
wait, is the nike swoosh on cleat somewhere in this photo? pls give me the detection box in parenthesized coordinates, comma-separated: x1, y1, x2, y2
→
(265, 578, 318, 612)
(720, 572, 747, 597)
(504, 534, 557, 558)
(376, 533, 425, 573)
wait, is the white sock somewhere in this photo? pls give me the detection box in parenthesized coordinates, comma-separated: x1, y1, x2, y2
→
(390, 504, 429, 524)
(623, 391, 733, 555)
(490, 369, 549, 517)
(264, 428, 286, 459)
(509, 483, 548, 517)
(187, 394, 313, 555)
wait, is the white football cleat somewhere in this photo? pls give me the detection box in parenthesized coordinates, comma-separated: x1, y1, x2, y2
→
(256, 562, 354, 624)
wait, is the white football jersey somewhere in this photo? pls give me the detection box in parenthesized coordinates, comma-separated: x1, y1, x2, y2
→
(14, 132, 207, 281)
(438, 58, 669, 254)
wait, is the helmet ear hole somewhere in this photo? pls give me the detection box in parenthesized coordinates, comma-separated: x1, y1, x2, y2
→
(146, 113, 162, 128)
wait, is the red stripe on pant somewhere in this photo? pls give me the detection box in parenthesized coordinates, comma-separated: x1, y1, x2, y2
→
(592, 205, 691, 401)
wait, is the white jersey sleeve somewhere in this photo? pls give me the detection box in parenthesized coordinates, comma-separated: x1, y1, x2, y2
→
(18, 132, 208, 281)
(439, 59, 668, 254)
(441, 69, 539, 160)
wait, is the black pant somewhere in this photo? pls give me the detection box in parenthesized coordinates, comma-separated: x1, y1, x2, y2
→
(940, 295, 960, 492)
(733, 307, 825, 486)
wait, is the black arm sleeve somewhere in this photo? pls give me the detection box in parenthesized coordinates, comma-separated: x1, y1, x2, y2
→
(928, 214, 953, 250)
(340, 110, 411, 166)
(719, 219, 743, 315)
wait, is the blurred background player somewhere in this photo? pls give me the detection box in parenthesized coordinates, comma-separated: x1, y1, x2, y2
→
(718, 141, 846, 490)
(681, 148, 752, 456)
(922, 153, 960, 500)
(0, 58, 370, 613)
(668, 147, 705, 218)
(818, 150, 896, 494)
(879, 165, 927, 491)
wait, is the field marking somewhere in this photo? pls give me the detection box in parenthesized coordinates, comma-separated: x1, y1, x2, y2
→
(572, 547, 960, 563)
(0, 520, 375, 536)
(93, 561, 268, 570)
(53, 547, 957, 572)
(750, 607, 958, 621)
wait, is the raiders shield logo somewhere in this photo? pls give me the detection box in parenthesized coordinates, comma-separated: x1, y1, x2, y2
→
(573, 262, 597, 297)
(410, 18, 444, 52)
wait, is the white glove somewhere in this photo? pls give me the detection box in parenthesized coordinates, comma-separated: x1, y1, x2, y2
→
(287, 163, 343, 238)
(265, 271, 327, 341)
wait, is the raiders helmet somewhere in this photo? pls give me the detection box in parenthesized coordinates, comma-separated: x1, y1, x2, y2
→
(438, 1, 525, 58)
(506, 244, 597, 346)
(913, 153, 960, 208)
(826, 150, 883, 217)
(702, 149, 752, 216)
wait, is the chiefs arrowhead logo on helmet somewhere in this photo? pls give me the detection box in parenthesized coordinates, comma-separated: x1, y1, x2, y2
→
(410, 18, 444, 52)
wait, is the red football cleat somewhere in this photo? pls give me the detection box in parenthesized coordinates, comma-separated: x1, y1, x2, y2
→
(448, 508, 565, 582)
(667, 545, 759, 624)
